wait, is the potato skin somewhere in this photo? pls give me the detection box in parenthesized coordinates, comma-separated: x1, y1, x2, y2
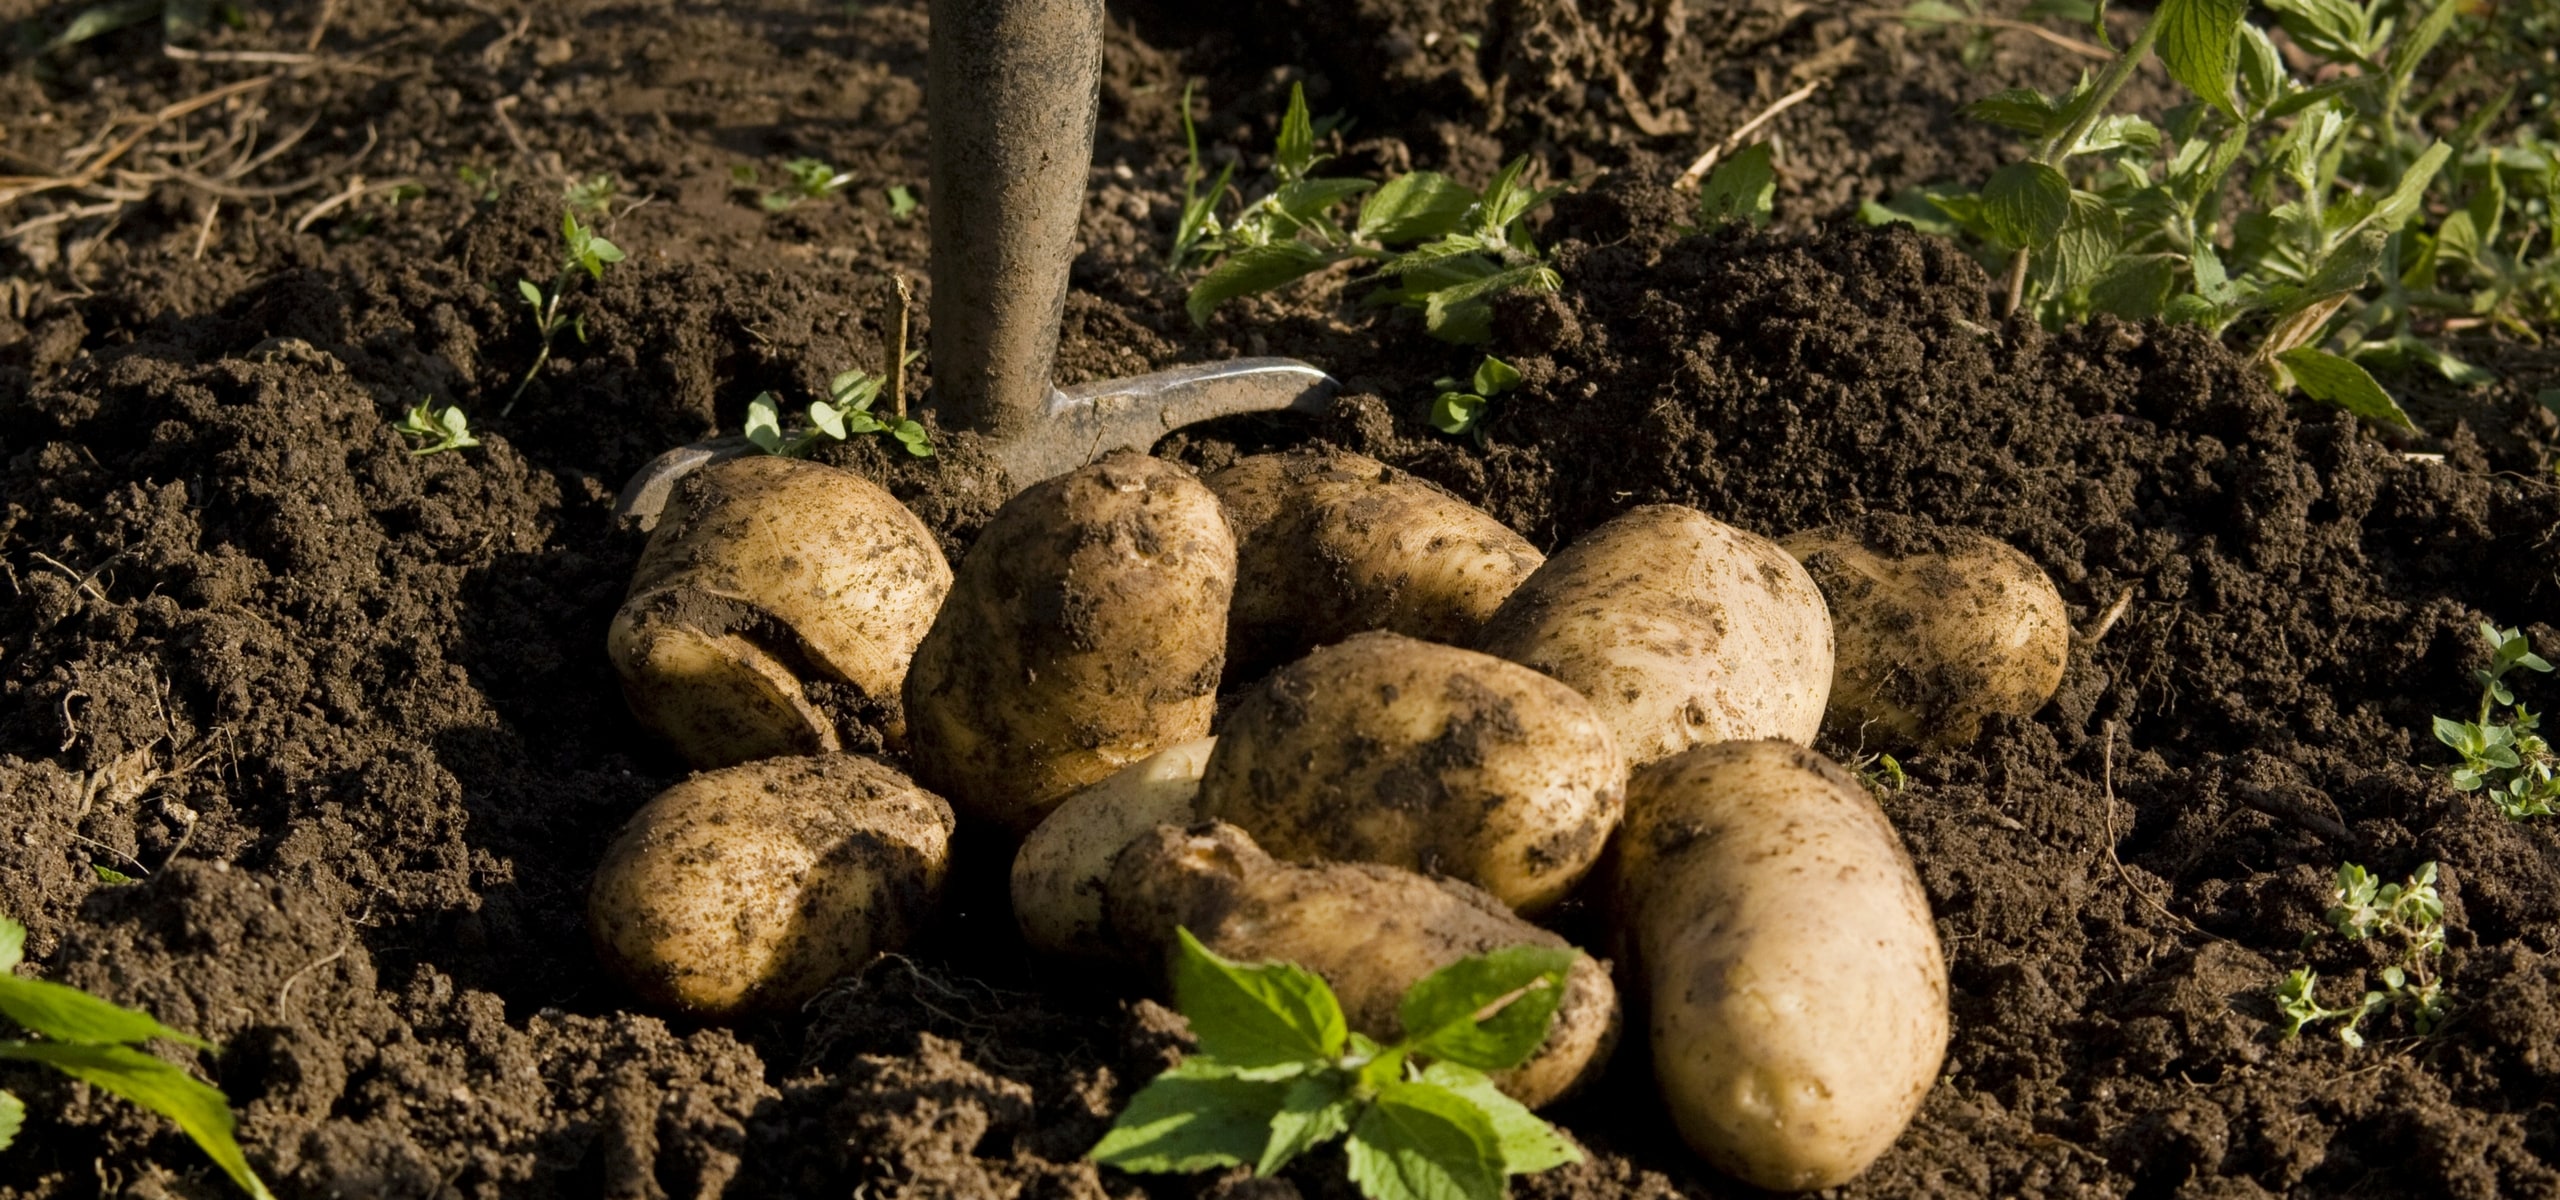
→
(1614, 740, 1947, 1191)
(1208, 451, 1543, 683)
(1011, 737, 1215, 959)
(904, 451, 1235, 834)
(588, 754, 954, 1019)
(609, 455, 952, 769)
(1779, 522, 2069, 748)
(1477, 505, 1832, 765)
(1196, 631, 1624, 914)
(1109, 821, 1617, 1109)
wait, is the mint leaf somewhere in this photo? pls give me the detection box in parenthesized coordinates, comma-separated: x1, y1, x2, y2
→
(1090, 1059, 1291, 1174)
(1357, 173, 1478, 244)
(0, 1041, 272, 1199)
(0, 975, 214, 1050)
(2155, 0, 2249, 117)
(1274, 178, 1376, 226)
(0, 917, 22, 973)
(1418, 1062, 1581, 1174)
(1257, 1073, 1355, 1176)
(1345, 1082, 1505, 1200)
(1697, 143, 1776, 228)
(1979, 162, 2072, 249)
(0, 1088, 19, 1152)
(1186, 242, 1337, 327)
(1172, 928, 1347, 1068)
(2279, 347, 2415, 430)
(1965, 88, 2063, 136)
(1398, 946, 1575, 1072)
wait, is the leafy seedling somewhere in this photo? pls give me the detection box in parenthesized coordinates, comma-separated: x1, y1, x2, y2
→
(394, 399, 480, 456)
(1696, 142, 1778, 229)
(1091, 930, 1582, 1200)
(887, 185, 919, 223)
(564, 174, 619, 218)
(43, 0, 242, 52)
(509, 210, 626, 412)
(761, 158, 854, 212)
(747, 357, 932, 459)
(0, 913, 272, 1198)
(2274, 862, 2448, 1046)
(1430, 356, 1523, 437)
(2434, 622, 2557, 818)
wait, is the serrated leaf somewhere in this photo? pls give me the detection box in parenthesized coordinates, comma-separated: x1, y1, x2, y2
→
(1, 918, 22, 973)
(2090, 254, 2179, 320)
(0, 1041, 272, 1199)
(1186, 242, 1336, 327)
(2156, 0, 2250, 117)
(1273, 178, 1376, 225)
(1257, 1073, 1354, 1176)
(0, 976, 214, 1050)
(2304, 227, 2389, 300)
(0, 1088, 18, 1151)
(1346, 1082, 1506, 1200)
(2044, 191, 2122, 295)
(2279, 347, 2414, 429)
(1358, 173, 1479, 244)
(1697, 143, 1776, 229)
(1965, 88, 2062, 136)
(1415, 263, 1559, 345)
(1171, 928, 1346, 1068)
(1979, 161, 2072, 249)
(2362, 142, 2452, 236)
(2075, 114, 2164, 158)
(2237, 23, 2287, 112)
(1399, 947, 1575, 1072)
(1089, 1061, 1291, 1174)
(1417, 1063, 1581, 1174)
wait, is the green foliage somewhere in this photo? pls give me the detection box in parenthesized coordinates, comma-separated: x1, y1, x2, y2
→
(1176, 84, 1568, 344)
(886, 185, 919, 223)
(394, 399, 480, 456)
(2434, 622, 2557, 818)
(0, 914, 271, 1198)
(2275, 862, 2448, 1047)
(1091, 929, 1583, 1200)
(42, 0, 242, 52)
(1696, 143, 1778, 228)
(1848, 750, 1908, 794)
(1429, 357, 1523, 437)
(509, 210, 627, 411)
(758, 158, 853, 212)
(1872, 0, 2556, 428)
(563, 174, 619, 219)
(746, 359, 931, 459)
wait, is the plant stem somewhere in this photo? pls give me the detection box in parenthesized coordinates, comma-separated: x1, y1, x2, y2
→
(2040, 15, 2166, 169)
(888, 272, 912, 420)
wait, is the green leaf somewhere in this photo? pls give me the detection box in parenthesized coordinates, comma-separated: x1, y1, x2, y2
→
(2279, 347, 2414, 429)
(1, 917, 22, 973)
(1276, 83, 1316, 180)
(2387, 0, 2461, 96)
(586, 236, 626, 266)
(0, 1041, 273, 1199)
(92, 865, 135, 886)
(1357, 173, 1478, 244)
(2074, 114, 2164, 158)
(892, 420, 935, 458)
(807, 401, 847, 441)
(1414, 263, 1560, 345)
(1171, 928, 1347, 1068)
(1398, 946, 1575, 1072)
(1471, 357, 1523, 397)
(0, 976, 213, 1051)
(2360, 142, 2452, 236)
(1089, 1060, 1292, 1174)
(887, 185, 919, 221)
(1432, 392, 1486, 435)
(744, 394, 784, 454)
(517, 279, 544, 307)
(1274, 178, 1377, 226)
(2090, 254, 2179, 320)
(1697, 143, 1777, 229)
(2236, 22, 2287, 112)
(1257, 1073, 1354, 1176)
(1964, 88, 2062, 136)
(0, 1088, 19, 1152)
(1417, 1063, 1580, 1175)
(1186, 242, 1337, 327)
(2043, 191, 2123, 295)
(1979, 162, 2073, 249)
(47, 0, 159, 50)
(1345, 1082, 1506, 1200)
(2154, 0, 2250, 117)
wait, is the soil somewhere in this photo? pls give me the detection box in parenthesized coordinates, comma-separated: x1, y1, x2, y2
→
(3, 0, 2558, 1198)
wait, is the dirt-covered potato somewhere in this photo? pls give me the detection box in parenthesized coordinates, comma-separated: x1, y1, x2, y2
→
(1011, 737, 1214, 959)
(1613, 740, 1947, 1191)
(1780, 518, 2069, 748)
(1477, 505, 1832, 765)
(904, 450, 1234, 834)
(608, 455, 952, 770)
(1110, 820, 1617, 1109)
(1196, 631, 1623, 914)
(588, 754, 954, 1019)
(1208, 451, 1543, 682)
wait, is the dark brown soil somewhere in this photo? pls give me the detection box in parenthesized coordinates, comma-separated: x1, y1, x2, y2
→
(3, 0, 2556, 1197)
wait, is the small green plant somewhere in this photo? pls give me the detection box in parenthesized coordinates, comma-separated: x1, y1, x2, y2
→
(886, 185, 919, 223)
(1429, 356, 1523, 437)
(2274, 862, 2448, 1046)
(1847, 749, 1908, 794)
(563, 174, 619, 219)
(1696, 142, 1779, 229)
(1178, 84, 1569, 344)
(509, 210, 626, 411)
(759, 158, 854, 212)
(0, 914, 272, 1198)
(1091, 929, 1581, 1200)
(746, 359, 932, 459)
(458, 164, 504, 203)
(43, 0, 243, 51)
(393, 399, 480, 456)
(2434, 622, 2556, 818)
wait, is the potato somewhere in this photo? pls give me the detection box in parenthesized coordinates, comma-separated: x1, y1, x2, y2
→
(1196, 631, 1623, 914)
(588, 754, 954, 1019)
(1779, 519, 2069, 748)
(1109, 820, 1617, 1109)
(1613, 740, 1947, 1191)
(1476, 505, 1832, 765)
(904, 450, 1234, 834)
(1208, 451, 1543, 682)
(1011, 737, 1214, 959)
(608, 455, 952, 769)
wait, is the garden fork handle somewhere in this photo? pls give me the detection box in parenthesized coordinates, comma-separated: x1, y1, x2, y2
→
(926, 0, 1104, 444)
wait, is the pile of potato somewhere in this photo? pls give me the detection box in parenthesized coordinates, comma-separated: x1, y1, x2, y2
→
(585, 446, 2072, 1192)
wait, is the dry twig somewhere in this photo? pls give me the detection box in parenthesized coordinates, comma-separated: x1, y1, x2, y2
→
(1676, 79, 1825, 189)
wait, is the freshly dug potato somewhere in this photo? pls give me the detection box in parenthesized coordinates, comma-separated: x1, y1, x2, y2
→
(588, 754, 954, 1019)
(1779, 518, 2069, 748)
(608, 454, 952, 769)
(1476, 505, 1832, 765)
(1613, 740, 1947, 1191)
(1109, 820, 1618, 1109)
(1196, 631, 1623, 914)
(904, 450, 1234, 834)
(1208, 451, 1543, 682)
(1011, 737, 1215, 959)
